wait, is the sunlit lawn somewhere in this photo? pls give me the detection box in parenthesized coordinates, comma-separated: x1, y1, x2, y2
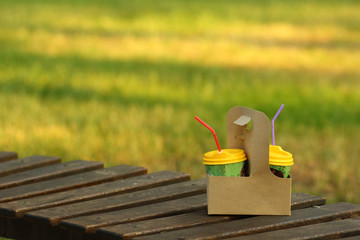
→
(0, 0, 359, 205)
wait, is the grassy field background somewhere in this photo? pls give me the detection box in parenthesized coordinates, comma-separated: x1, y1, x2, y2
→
(0, 0, 359, 204)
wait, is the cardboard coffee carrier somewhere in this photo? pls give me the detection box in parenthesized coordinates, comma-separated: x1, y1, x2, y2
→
(207, 106, 291, 215)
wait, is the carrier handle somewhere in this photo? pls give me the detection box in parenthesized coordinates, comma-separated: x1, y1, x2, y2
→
(227, 106, 274, 178)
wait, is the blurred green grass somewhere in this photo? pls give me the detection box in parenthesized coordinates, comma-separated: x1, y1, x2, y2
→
(0, 0, 359, 204)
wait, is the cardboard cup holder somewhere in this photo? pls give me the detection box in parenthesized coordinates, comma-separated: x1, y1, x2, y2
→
(207, 106, 291, 215)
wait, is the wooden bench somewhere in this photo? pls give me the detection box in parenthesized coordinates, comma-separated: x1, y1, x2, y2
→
(0, 151, 359, 240)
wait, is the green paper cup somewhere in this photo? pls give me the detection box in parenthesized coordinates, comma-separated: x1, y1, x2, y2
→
(203, 149, 247, 177)
(269, 165, 291, 178)
(269, 145, 294, 178)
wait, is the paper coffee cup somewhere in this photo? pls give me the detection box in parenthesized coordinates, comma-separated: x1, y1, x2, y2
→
(269, 145, 294, 178)
(203, 149, 247, 177)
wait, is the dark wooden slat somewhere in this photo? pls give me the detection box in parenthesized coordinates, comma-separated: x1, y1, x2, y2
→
(96, 192, 326, 240)
(98, 209, 228, 240)
(337, 235, 360, 240)
(0, 155, 60, 177)
(133, 202, 360, 240)
(60, 193, 207, 234)
(290, 192, 326, 210)
(23, 178, 202, 240)
(25, 178, 206, 226)
(0, 151, 18, 163)
(0, 171, 189, 218)
(227, 217, 360, 240)
(0, 165, 146, 203)
(0, 160, 103, 190)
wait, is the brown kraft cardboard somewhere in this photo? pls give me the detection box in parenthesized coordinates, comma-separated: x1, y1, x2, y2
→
(207, 106, 291, 215)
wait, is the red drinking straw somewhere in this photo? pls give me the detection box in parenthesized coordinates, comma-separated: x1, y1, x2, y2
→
(195, 116, 222, 153)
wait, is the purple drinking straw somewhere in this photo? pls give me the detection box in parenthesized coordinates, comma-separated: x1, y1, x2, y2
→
(272, 104, 285, 146)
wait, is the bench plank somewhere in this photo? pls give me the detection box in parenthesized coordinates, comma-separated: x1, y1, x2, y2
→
(25, 178, 206, 226)
(228, 217, 360, 240)
(0, 155, 60, 177)
(337, 235, 360, 240)
(290, 192, 326, 210)
(0, 152, 18, 163)
(0, 165, 146, 203)
(96, 192, 326, 240)
(133, 202, 360, 240)
(98, 209, 230, 240)
(0, 171, 189, 218)
(0, 160, 103, 190)
(60, 194, 207, 234)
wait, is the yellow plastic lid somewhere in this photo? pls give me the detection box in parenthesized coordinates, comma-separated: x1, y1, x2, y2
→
(269, 145, 294, 166)
(203, 149, 247, 165)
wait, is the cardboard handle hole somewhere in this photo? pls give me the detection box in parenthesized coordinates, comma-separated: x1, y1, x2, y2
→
(246, 120, 253, 130)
